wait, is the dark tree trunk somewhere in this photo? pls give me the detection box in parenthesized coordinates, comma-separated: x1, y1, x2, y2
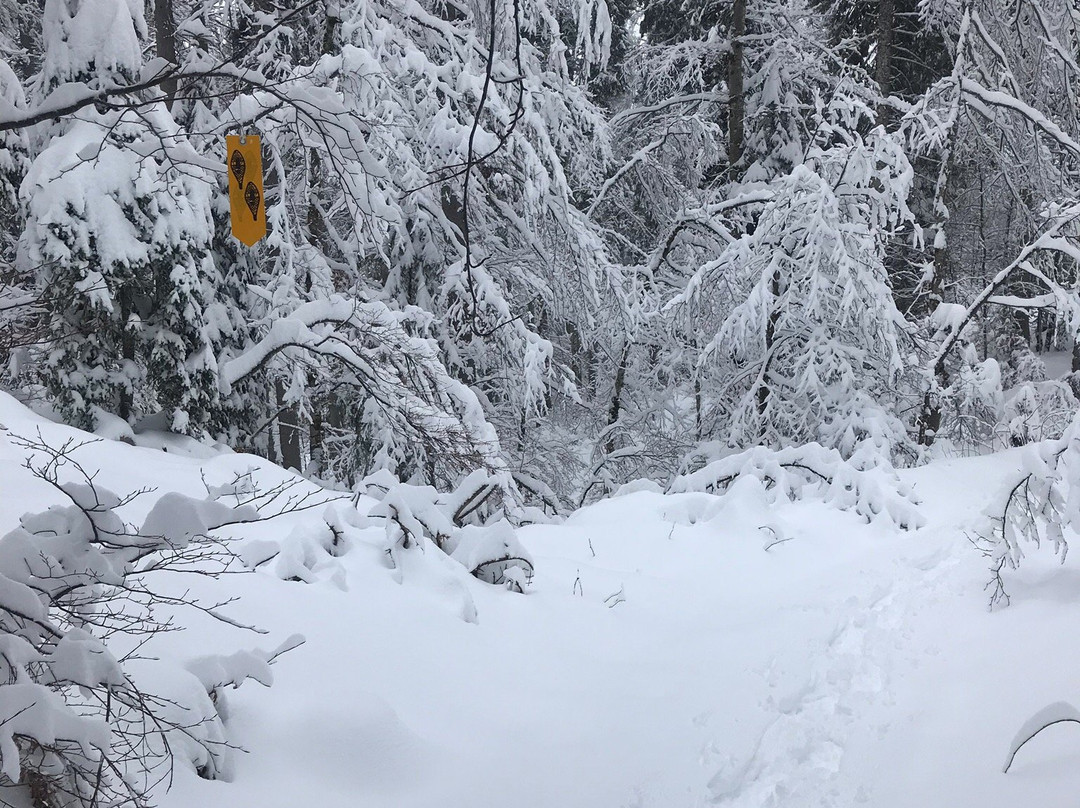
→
(153, 0, 180, 108)
(309, 402, 324, 476)
(756, 270, 781, 440)
(605, 342, 631, 455)
(27, 769, 57, 808)
(276, 380, 303, 471)
(118, 291, 135, 422)
(694, 376, 703, 441)
(727, 0, 746, 172)
(323, 0, 342, 53)
(875, 0, 895, 125)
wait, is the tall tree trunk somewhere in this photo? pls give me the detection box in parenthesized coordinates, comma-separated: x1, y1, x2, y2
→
(309, 402, 324, 476)
(918, 358, 947, 447)
(323, 0, 342, 53)
(301, 7, 343, 476)
(605, 342, 632, 455)
(875, 0, 895, 125)
(756, 270, 781, 442)
(118, 291, 135, 422)
(917, 85, 966, 447)
(727, 0, 746, 172)
(153, 0, 179, 108)
(694, 376, 703, 441)
(265, 422, 278, 464)
(276, 380, 303, 471)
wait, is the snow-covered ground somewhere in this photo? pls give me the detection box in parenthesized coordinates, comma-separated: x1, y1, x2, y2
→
(2, 392, 1080, 807)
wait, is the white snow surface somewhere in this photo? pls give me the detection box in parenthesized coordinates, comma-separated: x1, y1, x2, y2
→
(2, 391, 1080, 807)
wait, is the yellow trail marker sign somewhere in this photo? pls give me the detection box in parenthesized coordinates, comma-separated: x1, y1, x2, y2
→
(226, 135, 266, 246)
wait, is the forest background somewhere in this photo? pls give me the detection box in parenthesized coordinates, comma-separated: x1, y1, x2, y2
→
(0, 0, 1077, 510)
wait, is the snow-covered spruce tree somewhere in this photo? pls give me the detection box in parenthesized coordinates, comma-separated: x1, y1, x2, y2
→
(0, 53, 31, 371)
(17, 0, 231, 435)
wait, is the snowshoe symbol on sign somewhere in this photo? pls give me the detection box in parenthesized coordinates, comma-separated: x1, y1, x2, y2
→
(226, 135, 266, 246)
(230, 150, 246, 186)
(244, 182, 261, 222)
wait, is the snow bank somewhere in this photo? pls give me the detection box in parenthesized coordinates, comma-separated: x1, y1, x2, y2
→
(1, 391, 1079, 807)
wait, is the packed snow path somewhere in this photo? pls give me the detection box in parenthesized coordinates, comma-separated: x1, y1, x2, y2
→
(1, 395, 1080, 807)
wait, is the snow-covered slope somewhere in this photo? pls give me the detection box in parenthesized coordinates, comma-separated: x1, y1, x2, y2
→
(2, 392, 1079, 807)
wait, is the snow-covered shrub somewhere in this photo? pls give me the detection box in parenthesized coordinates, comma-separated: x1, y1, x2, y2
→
(183, 632, 304, 724)
(669, 443, 924, 531)
(0, 435, 286, 804)
(816, 389, 917, 468)
(999, 380, 1077, 447)
(241, 513, 351, 589)
(940, 350, 1004, 450)
(446, 522, 533, 591)
(1000, 333, 1048, 389)
(362, 470, 534, 591)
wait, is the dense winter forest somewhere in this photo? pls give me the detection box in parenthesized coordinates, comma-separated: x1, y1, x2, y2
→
(4, 0, 1080, 496)
(6, 0, 1080, 805)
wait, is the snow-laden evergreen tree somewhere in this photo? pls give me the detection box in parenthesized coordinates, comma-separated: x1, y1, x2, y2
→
(0, 54, 30, 369)
(18, 0, 231, 434)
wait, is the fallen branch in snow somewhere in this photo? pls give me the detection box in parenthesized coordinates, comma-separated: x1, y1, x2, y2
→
(603, 586, 626, 608)
(759, 525, 794, 551)
(186, 633, 307, 709)
(1002, 702, 1080, 773)
(977, 410, 1080, 608)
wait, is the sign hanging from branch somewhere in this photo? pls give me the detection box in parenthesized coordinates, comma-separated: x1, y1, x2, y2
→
(226, 134, 266, 246)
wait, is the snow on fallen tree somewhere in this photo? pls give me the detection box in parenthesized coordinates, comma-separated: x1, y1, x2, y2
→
(667, 443, 925, 531)
(239, 467, 537, 593)
(1002, 701, 1080, 774)
(360, 469, 535, 592)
